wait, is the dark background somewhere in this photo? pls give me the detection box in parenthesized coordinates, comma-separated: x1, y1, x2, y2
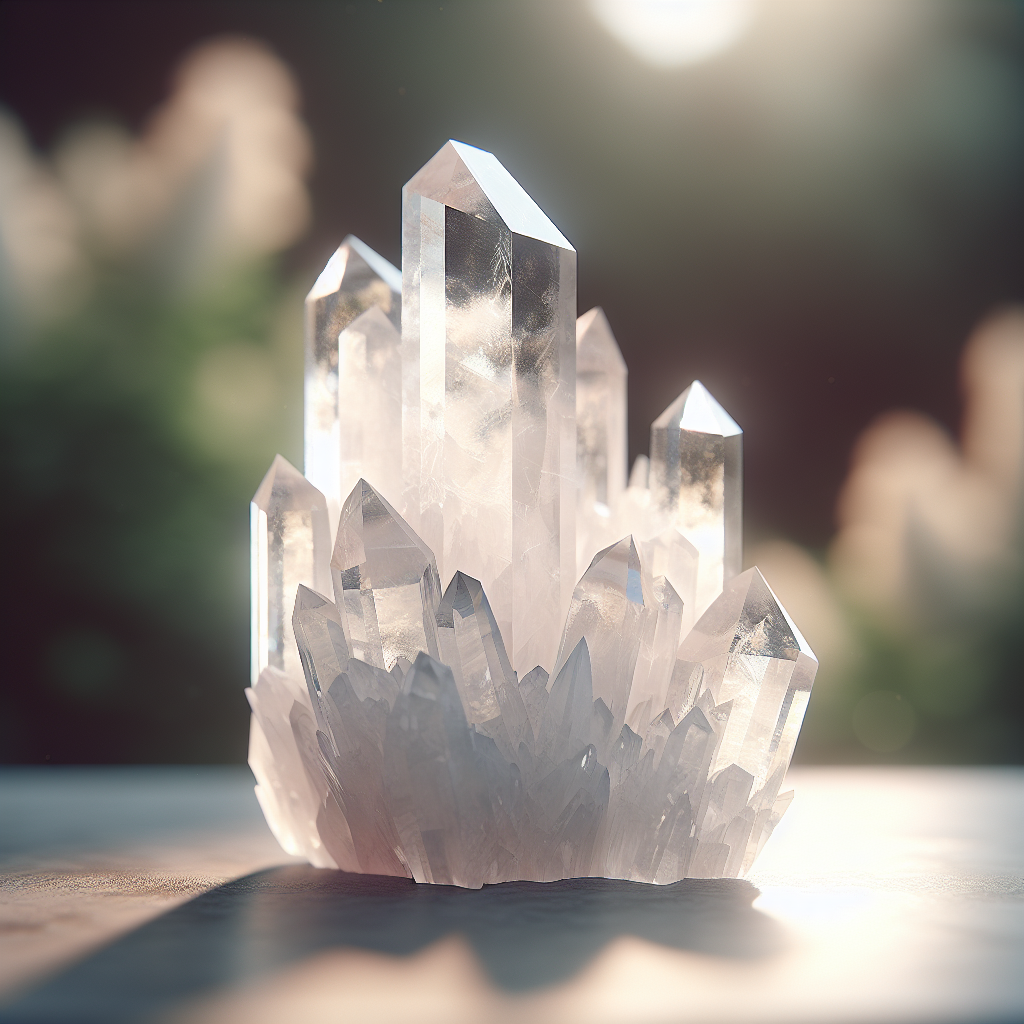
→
(1, 0, 1021, 763)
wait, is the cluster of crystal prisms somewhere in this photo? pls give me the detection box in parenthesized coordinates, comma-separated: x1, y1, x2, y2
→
(247, 141, 817, 887)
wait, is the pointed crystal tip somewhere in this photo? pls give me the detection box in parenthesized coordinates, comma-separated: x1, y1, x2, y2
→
(576, 307, 627, 374)
(306, 235, 401, 303)
(405, 140, 573, 251)
(683, 566, 816, 664)
(252, 454, 326, 513)
(654, 380, 742, 438)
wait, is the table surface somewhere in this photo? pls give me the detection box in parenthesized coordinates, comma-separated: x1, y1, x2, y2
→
(0, 765, 1021, 1024)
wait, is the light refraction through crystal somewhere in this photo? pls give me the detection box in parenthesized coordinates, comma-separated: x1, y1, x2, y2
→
(248, 141, 817, 888)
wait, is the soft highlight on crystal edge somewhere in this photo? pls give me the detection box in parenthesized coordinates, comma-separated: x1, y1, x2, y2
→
(248, 140, 817, 886)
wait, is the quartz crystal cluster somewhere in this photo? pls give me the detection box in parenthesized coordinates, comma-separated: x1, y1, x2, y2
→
(248, 141, 817, 887)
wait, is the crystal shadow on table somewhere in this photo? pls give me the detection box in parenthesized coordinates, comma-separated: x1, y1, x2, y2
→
(0, 866, 786, 1024)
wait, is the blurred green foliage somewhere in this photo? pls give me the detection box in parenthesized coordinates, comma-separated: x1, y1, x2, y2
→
(1, 260, 302, 762)
(797, 577, 1023, 764)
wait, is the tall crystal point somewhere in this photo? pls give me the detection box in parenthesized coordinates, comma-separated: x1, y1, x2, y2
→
(337, 306, 403, 512)
(304, 236, 401, 533)
(402, 140, 577, 674)
(576, 307, 627, 510)
(650, 380, 742, 618)
(331, 478, 441, 671)
(251, 455, 332, 684)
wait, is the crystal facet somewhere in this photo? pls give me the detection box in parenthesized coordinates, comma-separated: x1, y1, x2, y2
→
(402, 140, 577, 674)
(650, 380, 742, 618)
(304, 236, 401, 533)
(250, 454, 332, 684)
(249, 142, 817, 889)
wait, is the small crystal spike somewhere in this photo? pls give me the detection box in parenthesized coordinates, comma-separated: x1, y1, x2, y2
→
(403, 140, 577, 674)
(251, 455, 332, 684)
(576, 307, 628, 510)
(626, 574, 683, 729)
(383, 652, 501, 886)
(305, 236, 401, 534)
(291, 584, 349, 707)
(331, 479, 442, 671)
(641, 526, 699, 637)
(337, 306, 403, 512)
(536, 637, 594, 764)
(436, 572, 528, 755)
(669, 567, 817, 790)
(555, 537, 649, 732)
(246, 664, 340, 868)
(649, 380, 742, 617)
(291, 584, 406, 877)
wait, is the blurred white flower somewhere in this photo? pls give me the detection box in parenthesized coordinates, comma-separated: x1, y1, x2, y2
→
(961, 309, 1024, 499)
(830, 308, 1023, 621)
(53, 36, 311, 285)
(0, 112, 82, 322)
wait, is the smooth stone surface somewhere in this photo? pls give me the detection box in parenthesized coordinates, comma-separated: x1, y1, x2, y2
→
(2, 766, 1022, 1024)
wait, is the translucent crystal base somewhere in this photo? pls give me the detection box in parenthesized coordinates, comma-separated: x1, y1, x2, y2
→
(248, 481, 813, 887)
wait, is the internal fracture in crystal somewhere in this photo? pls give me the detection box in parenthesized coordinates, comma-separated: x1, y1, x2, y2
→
(249, 141, 815, 888)
(402, 140, 577, 675)
(304, 236, 401, 534)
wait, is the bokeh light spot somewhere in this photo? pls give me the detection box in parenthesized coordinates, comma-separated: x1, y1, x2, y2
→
(588, 0, 756, 68)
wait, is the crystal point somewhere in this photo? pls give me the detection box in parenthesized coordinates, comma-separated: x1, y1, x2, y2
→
(576, 307, 627, 509)
(556, 536, 649, 729)
(305, 236, 401, 533)
(436, 571, 528, 756)
(403, 140, 576, 675)
(251, 455, 332, 684)
(670, 567, 817, 789)
(331, 478, 441, 671)
(649, 380, 742, 618)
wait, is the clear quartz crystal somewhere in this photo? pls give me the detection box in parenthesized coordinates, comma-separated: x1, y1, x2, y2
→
(402, 140, 577, 674)
(337, 306, 403, 512)
(249, 145, 820, 889)
(650, 380, 742, 618)
(304, 236, 401, 534)
(669, 567, 817, 794)
(250, 454, 332, 684)
(576, 307, 628, 510)
(331, 478, 441, 671)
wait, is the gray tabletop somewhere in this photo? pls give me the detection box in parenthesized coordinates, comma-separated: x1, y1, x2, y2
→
(1, 765, 1022, 1024)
